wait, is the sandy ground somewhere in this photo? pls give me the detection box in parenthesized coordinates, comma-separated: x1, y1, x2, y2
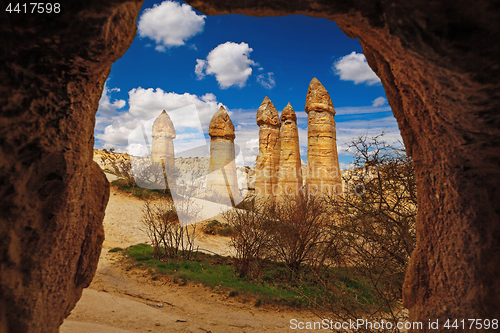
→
(61, 175, 318, 332)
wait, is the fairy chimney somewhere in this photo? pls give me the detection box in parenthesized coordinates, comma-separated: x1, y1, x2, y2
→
(276, 103, 302, 196)
(206, 106, 238, 205)
(305, 78, 342, 195)
(254, 96, 281, 197)
(151, 110, 176, 167)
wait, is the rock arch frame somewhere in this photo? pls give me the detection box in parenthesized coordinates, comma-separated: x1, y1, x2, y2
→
(0, 0, 498, 331)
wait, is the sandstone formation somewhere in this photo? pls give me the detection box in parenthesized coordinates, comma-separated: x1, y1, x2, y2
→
(151, 110, 176, 166)
(254, 96, 281, 197)
(1, 1, 498, 332)
(276, 103, 303, 196)
(206, 106, 238, 205)
(151, 110, 176, 188)
(0, 1, 142, 331)
(304, 78, 342, 196)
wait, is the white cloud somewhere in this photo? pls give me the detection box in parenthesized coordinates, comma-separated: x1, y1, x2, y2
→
(372, 96, 387, 107)
(256, 72, 276, 89)
(195, 59, 207, 79)
(137, 1, 206, 51)
(333, 52, 381, 85)
(195, 42, 257, 88)
(97, 85, 126, 116)
(95, 87, 225, 154)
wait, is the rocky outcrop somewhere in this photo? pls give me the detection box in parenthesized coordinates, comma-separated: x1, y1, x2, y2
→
(151, 110, 176, 167)
(188, 1, 500, 330)
(254, 96, 281, 197)
(151, 110, 176, 188)
(206, 106, 238, 205)
(276, 103, 303, 196)
(304, 78, 342, 196)
(0, 1, 142, 331)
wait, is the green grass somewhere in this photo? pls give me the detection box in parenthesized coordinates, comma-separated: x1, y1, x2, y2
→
(120, 243, 379, 309)
(108, 247, 123, 253)
(112, 179, 171, 200)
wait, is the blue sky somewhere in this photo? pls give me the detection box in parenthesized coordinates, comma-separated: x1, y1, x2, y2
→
(94, 0, 401, 169)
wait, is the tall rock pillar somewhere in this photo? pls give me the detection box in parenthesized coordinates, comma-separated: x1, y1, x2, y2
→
(151, 110, 176, 187)
(305, 78, 342, 196)
(206, 106, 238, 205)
(254, 96, 281, 197)
(277, 103, 302, 196)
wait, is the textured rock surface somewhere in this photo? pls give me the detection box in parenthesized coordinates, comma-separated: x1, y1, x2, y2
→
(187, 0, 500, 330)
(0, 1, 142, 332)
(254, 96, 281, 197)
(304, 78, 342, 195)
(151, 110, 176, 188)
(151, 110, 176, 167)
(276, 103, 303, 196)
(206, 107, 238, 205)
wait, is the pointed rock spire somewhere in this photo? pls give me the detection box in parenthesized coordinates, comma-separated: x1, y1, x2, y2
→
(207, 106, 238, 205)
(209, 106, 235, 139)
(257, 96, 280, 127)
(152, 110, 176, 138)
(305, 78, 342, 196)
(254, 96, 281, 197)
(305, 77, 335, 114)
(281, 102, 297, 122)
(277, 102, 302, 196)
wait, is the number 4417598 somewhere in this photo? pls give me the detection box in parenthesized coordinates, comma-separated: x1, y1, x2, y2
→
(6, 3, 60, 14)
(444, 319, 498, 330)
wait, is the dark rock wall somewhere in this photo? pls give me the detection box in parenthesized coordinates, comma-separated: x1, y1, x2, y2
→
(0, 1, 142, 332)
(0, 0, 498, 332)
(186, 0, 500, 329)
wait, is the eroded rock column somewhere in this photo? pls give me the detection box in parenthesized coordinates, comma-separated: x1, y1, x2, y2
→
(254, 96, 281, 197)
(151, 110, 176, 187)
(305, 78, 342, 196)
(206, 106, 238, 205)
(276, 103, 302, 196)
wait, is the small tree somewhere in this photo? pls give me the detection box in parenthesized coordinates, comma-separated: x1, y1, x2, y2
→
(268, 192, 340, 272)
(222, 198, 273, 277)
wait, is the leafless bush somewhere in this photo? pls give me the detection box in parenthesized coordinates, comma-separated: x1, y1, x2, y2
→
(268, 192, 343, 272)
(141, 197, 197, 260)
(222, 198, 274, 277)
(141, 173, 201, 260)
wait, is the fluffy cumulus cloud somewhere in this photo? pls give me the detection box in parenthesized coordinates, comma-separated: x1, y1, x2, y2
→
(195, 42, 257, 89)
(372, 96, 388, 107)
(256, 72, 276, 89)
(333, 52, 381, 85)
(137, 1, 206, 51)
(97, 85, 126, 116)
(95, 87, 225, 154)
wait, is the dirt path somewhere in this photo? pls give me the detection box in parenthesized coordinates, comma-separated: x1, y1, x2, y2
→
(61, 179, 318, 332)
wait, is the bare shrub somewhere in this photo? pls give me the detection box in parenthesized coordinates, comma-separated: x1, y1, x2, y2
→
(222, 198, 273, 277)
(268, 192, 342, 272)
(141, 197, 197, 260)
(315, 132, 416, 330)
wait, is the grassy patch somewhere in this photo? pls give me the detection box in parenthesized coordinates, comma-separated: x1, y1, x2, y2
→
(108, 247, 123, 253)
(202, 220, 236, 237)
(121, 243, 378, 310)
(111, 179, 171, 200)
